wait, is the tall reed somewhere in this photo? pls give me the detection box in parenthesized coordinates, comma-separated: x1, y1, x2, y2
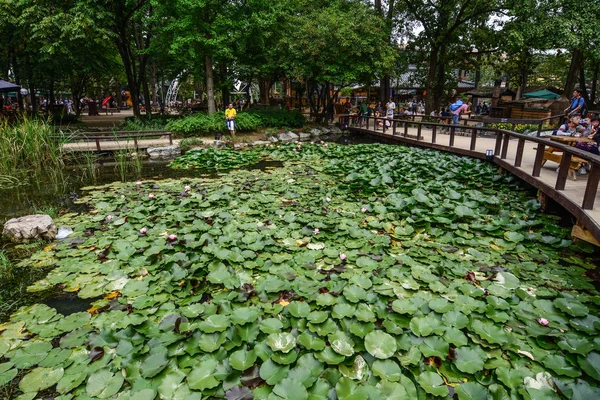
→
(0, 118, 65, 177)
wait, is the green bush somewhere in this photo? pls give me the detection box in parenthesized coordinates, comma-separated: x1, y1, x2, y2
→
(122, 115, 182, 131)
(166, 108, 305, 137)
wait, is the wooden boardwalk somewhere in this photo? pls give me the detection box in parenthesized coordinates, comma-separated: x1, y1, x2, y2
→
(347, 116, 600, 244)
(63, 137, 177, 152)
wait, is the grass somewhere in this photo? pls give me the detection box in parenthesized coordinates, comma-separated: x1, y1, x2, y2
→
(0, 118, 65, 177)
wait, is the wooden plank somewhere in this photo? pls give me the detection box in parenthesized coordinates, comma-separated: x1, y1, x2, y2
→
(449, 126, 455, 147)
(572, 225, 600, 247)
(432, 125, 437, 144)
(501, 133, 510, 159)
(494, 132, 503, 155)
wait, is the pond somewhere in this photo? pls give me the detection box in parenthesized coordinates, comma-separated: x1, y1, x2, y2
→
(1, 141, 599, 399)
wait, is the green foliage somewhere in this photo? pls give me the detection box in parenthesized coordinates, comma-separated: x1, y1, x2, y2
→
(179, 137, 206, 152)
(166, 108, 305, 137)
(0, 143, 599, 399)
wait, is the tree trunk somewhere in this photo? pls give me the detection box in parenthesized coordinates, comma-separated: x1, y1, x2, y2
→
(150, 64, 157, 106)
(579, 63, 589, 104)
(220, 63, 229, 107)
(591, 64, 599, 107)
(563, 49, 583, 98)
(379, 76, 390, 103)
(142, 73, 152, 119)
(424, 47, 440, 113)
(205, 54, 216, 114)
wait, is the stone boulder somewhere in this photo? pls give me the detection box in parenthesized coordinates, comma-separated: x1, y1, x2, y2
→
(213, 140, 227, 149)
(268, 136, 279, 143)
(252, 141, 271, 146)
(310, 128, 322, 137)
(299, 132, 311, 141)
(147, 145, 181, 158)
(3, 214, 57, 243)
(277, 132, 299, 143)
(234, 142, 249, 149)
(329, 126, 342, 134)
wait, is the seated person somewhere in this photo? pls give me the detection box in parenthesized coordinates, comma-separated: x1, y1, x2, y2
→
(555, 114, 585, 137)
(575, 117, 600, 155)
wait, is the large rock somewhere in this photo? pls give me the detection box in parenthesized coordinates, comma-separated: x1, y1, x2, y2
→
(252, 141, 271, 146)
(234, 142, 249, 149)
(299, 132, 311, 141)
(277, 132, 299, 143)
(3, 214, 57, 243)
(147, 145, 181, 158)
(329, 126, 342, 134)
(268, 136, 279, 143)
(213, 140, 227, 149)
(310, 128, 322, 137)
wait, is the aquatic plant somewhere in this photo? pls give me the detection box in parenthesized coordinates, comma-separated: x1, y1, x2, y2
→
(0, 144, 598, 399)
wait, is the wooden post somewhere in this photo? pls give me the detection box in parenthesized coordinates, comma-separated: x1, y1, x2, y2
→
(449, 126, 455, 147)
(392, 120, 397, 136)
(515, 138, 525, 167)
(555, 153, 572, 190)
(494, 132, 503, 155)
(470, 128, 477, 150)
(417, 124, 422, 140)
(403, 123, 408, 137)
(432, 125, 437, 144)
(532, 144, 545, 177)
(501, 133, 510, 159)
(95, 138, 101, 151)
(582, 164, 600, 209)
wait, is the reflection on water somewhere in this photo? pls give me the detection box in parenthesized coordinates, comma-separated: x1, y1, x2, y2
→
(0, 156, 285, 224)
(45, 293, 101, 316)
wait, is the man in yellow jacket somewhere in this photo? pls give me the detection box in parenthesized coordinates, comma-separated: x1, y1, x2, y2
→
(225, 103, 237, 136)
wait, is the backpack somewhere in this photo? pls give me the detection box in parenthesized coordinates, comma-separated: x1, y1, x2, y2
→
(450, 100, 463, 112)
(580, 98, 588, 117)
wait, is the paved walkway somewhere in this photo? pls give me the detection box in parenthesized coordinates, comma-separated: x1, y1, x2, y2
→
(349, 122, 600, 241)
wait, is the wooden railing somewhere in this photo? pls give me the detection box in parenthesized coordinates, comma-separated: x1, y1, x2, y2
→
(55, 130, 173, 151)
(343, 115, 600, 214)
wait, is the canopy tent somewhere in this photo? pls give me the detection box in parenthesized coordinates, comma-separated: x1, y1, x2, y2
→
(0, 79, 21, 93)
(522, 89, 560, 100)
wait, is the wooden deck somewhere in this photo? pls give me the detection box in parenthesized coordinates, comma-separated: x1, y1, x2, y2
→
(347, 116, 600, 243)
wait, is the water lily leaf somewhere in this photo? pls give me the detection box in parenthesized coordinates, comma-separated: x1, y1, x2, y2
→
(442, 310, 469, 329)
(332, 303, 355, 319)
(558, 337, 594, 355)
(225, 385, 253, 400)
(419, 336, 449, 358)
(371, 360, 402, 382)
(329, 331, 355, 356)
(338, 355, 368, 381)
(297, 332, 326, 351)
(454, 347, 485, 374)
(364, 331, 397, 359)
(315, 293, 338, 306)
(272, 377, 308, 400)
(56, 372, 87, 394)
(416, 371, 447, 396)
(231, 307, 260, 325)
(335, 377, 369, 400)
(486, 384, 510, 400)
(454, 382, 488, 399)
(555, 378, 600, 400)
(259, 359, 289, 385)
(121, 279, 148, 297)
(504, 231, 524, 242)
(315, 347, 346, 365)
(266, 333, 296, 353)
(287, 301, 311, 318)
(307, 311, 329, 324)
(391, 299, 417, 315)
(12, 341, 53, 369)
(187, 359, 219, 390)
(553, 298, 588, 317)
(577, 352, 600, 381)
(0, 363, 17, 387)
(140, 352, 169, 378)
(260, 318, 284, 334)
(86, 368, 124, 398)
(455, 205, 474, 218)
(471, 320, 508, 344)
(230, 349, 257, 371)
(198, 314, 230, 333)
(343, 285, 367, 303)
(541, 354, 582, 377)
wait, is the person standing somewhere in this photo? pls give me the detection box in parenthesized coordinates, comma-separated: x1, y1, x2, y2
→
(385, 98, 396, 119)
(565, 89, 586, 118)
(225, 103, 237, 136)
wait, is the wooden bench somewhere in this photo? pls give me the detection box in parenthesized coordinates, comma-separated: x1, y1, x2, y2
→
(541, 150, 585, 181)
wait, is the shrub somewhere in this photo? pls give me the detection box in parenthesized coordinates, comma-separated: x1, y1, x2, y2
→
(180, 137, 206, 152)
(166, 108, 305, 137)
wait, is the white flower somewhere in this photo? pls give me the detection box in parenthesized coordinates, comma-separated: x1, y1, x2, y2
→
(326, 197, 331, 202)
(184, 185, 191, 192)
(361, 207, 367, 213)
(136, 181, 142, 186)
